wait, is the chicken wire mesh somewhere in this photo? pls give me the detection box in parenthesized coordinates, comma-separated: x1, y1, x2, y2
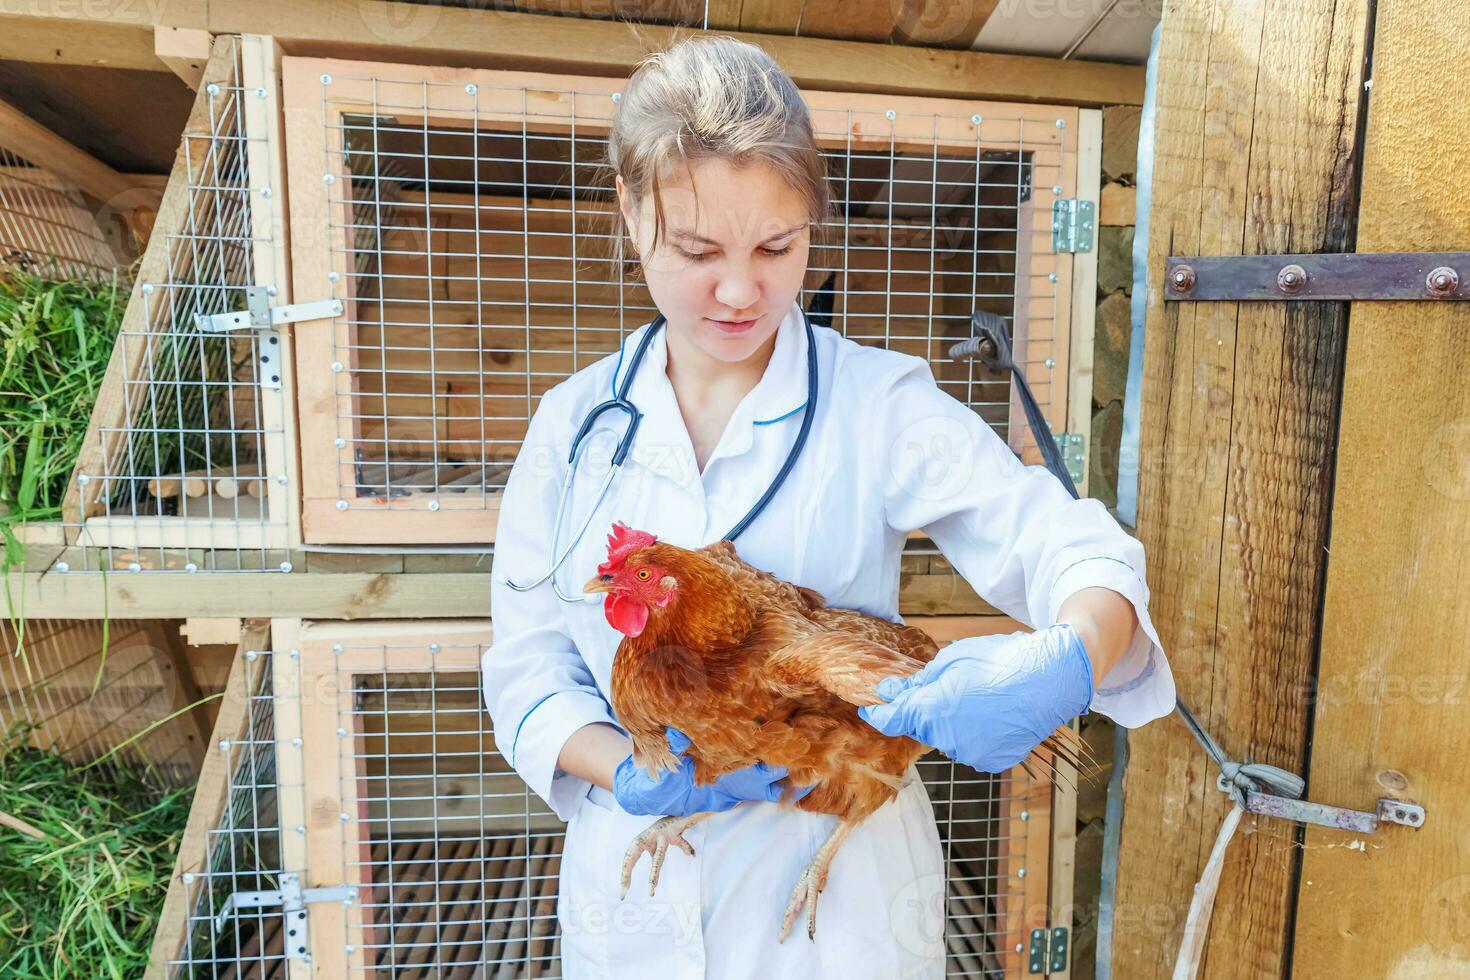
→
(0, 146, 123, 282)
(166, 625, 1051, 978)
(289, 63, 1075, 542)
(41, 34, 295, 576)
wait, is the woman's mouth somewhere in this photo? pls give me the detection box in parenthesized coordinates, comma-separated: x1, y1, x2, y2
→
(709, 315, 759, 334)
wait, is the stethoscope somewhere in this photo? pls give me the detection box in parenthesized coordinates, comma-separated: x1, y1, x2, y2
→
(503, 308, 820, 602)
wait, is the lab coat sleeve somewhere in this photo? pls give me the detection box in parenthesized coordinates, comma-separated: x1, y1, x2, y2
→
(483, 386, 621, 821)
(876, 357, 1175, 727)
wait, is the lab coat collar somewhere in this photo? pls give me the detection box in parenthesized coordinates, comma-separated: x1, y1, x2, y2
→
(612, 300, 810, 486)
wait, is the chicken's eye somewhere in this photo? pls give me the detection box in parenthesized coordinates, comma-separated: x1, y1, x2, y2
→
(636, 568, 651, 581)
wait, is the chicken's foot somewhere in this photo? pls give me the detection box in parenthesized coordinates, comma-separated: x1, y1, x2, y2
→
(620, 812, 713, 900)
(779, 818, 858, 942)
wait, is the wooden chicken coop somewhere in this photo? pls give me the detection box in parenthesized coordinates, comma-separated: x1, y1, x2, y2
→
(1, 7, 1144, 979)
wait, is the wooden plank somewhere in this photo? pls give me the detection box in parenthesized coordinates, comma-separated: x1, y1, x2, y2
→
(144, 619, 270, 980)
(1290, 2, 1470, 975)
(0, 1, 1143, 106)
(0, 95, 139, 203)
(155, 620, 209, 772)
(1110, 1, 1370, 978)
(1066, 109, 1102, 499)
(62, 39, 237, 527)
(154, 26, 210, 90)
(893, 0, 1000, 49)
(796, 0, 901, 42)
(16, 569, 1013, 619)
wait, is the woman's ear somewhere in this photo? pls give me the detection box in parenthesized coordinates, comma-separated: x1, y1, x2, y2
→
(615, 175, 641, 259)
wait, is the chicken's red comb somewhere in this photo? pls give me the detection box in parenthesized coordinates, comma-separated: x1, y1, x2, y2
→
(597, 521, 657, 575)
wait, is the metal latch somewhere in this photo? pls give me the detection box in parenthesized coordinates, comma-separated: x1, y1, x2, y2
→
(1164, 251, 1469, 301)
(214, 871, 356, 963)
(193, 287, 343, 392)
(1028, 926, 1069, 974)
(1242, 793, 1426, 834)
(1051, 199, 1095, 253)
(1052, 432, 1086, 486)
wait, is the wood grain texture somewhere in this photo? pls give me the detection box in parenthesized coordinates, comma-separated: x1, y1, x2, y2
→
(1111, 0, 1369, 977)
(1291, 1, 1470, 975)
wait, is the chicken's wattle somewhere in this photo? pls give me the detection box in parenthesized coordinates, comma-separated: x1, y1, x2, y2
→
(606, 591, 649, 637)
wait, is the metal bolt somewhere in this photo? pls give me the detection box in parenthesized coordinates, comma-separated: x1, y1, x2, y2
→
(346, 945, 356, 954)
(970, 114, 981, 125)
(1055, 119, 1065, 128)
(337, 728, 348, 737)
(1426, 266, 1459, 297)
(1052, 184, 1062, 195)
(428, 643, 441, 653)
(260, 187, 272, 198)
(611, 91, 621, 103)
(296, 825, 306, 835)
(1170, 264, 1197, 293)
(334, 438, 346, 449)
(1048, 272, 1058, 283)
(332, 644, 343, 654)
(184, 562, 198, 573)
(1044, 357, 1055, 368)
(323, 173, 335, 185)
(336, 499, 348, 511)
(466, 84, 477, 94)
(328, 271, 340, 282)
(127, 562, 141, 573)
(1018, 867, 1028, 878)
(291, 738, 302, 748)
(428, 500, 440, 511)
(207, 83, 219, 97)
(255, 86, 266, 98)
(1015, 943, 1025, 953)
(280, 561, 293, 573)
(77, 473, 90, 484)
(276, 475, 288, 486)
(1020, 810, 1030, 822)
(183, 873, 196, 884)
(55, 562, 70, 574)
(320, 73, 332, 85)
(245, 649, 258, 662)
(885, 109, 896, 120)
(289, 649, 299, 660)
(219, 739, 231, 752)
(141, 283, 154, 294)
(339, 812, 350, 823)
(331, 361, 343, 372)
(1277, 264, 1308, 294)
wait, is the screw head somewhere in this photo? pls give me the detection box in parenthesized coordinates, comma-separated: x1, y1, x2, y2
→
(291, 738, 302, 748)
(336, 500, 348, 510)
(331, 361, 343, 372)
(127, 562, 141, 573)
(141, 283, 154, 294)
(206, 83, 219, 96)
(466, 84, 477, 94)
(255, 87, 266, 98)
(279, 561, 293, 573)
(1044, 357, 1055, 368)
(245, 649, 258, 662)
(1020, 809, 1030, 821)
(1426, 266, 1459, 296)
(1277, 264, 1308, 293)
(885, 109, 896, 120)
(611, 91, 622, 103)
(334, 438, 346, 449)
(296, 825, 306, 835)
(323, 173, 335, 185)
(339, 812, 350, 823)
(184, 562, 198, 573)
(1018, 867, 1028, 878)
(260, 187, 272, 198)
(320, 73, 332, 85)
(337, 727, 348, 737)
(1170, 264, 1198, 293)
(55, 562, 70, 574)
(1055, 119, 1065, 128)
(970, 114, 981, 125)
(77, 473, 90, 484)
(427, 500, 440, 511)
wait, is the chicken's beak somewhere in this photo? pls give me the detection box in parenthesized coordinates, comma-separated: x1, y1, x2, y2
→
(582, 574, 614, 595)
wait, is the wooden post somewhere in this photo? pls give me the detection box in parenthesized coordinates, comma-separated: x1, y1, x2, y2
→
(1110, 2, 1371, 977)
(1291, 2, 1470, 974)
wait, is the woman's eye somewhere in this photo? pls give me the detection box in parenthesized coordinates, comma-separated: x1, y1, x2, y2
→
(762, 244, 794, 256)
(677, 245, 793, 261)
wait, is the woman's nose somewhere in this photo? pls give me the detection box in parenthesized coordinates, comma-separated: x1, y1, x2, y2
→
(713, 267, 759, 311)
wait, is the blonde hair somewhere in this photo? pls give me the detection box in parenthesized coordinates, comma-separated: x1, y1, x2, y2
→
(606, 35, 833, 271)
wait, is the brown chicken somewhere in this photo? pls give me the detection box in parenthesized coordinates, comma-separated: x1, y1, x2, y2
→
(581, 520, 1079, 942)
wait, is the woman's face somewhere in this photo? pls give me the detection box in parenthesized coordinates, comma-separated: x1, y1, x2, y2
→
(616, 158, 811, 366)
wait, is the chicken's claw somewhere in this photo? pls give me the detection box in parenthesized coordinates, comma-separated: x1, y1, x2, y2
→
(619, 814, 707, 900)
(778, 819, 857, 943)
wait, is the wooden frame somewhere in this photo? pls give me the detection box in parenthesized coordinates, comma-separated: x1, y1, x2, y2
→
(282, 56, 1082, 545)
(62, 34, 302, 556)
(270, 614, 1055, 976)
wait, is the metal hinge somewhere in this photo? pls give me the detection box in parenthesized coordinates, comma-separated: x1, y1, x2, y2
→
(193, 288, 343, 391)
(1164, 251, 1469, 301)
(1242, 793, 1426, 834)
(1053, 431, 1086, 486)
(1029, 926, 1069, 974)
(213, 871, 356, 963)
(1051, 199, 1095, 253)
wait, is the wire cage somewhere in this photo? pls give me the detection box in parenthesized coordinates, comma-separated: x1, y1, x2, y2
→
(283, 58, 1084, 545)
(38, 34, 299, 575)
(158, 618, 1058, 978)
(0, 146, 123, 282)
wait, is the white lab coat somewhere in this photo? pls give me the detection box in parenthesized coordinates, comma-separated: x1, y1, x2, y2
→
(482, 300, 1174, 979)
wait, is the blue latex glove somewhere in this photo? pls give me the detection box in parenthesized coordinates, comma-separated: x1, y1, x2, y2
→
(612, 727, 816, 817)
(857, 623, 1095, 773)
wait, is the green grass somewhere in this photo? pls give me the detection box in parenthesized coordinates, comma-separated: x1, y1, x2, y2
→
(0, 269, 126, 556)
(0, 726, 192, 979)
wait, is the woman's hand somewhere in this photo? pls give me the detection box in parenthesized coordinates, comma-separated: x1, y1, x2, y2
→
(857, 624, 1094, 773)
(612, 727, 816, 816)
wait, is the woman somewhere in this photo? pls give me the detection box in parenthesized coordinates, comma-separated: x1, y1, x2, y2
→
(482, 36, 1174, 978)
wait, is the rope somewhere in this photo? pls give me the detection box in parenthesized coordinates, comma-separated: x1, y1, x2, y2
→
(1174, 698, 1305, 807)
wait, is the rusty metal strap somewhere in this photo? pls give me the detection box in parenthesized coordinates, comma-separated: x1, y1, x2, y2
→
(1164, 251, 1470, 301)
